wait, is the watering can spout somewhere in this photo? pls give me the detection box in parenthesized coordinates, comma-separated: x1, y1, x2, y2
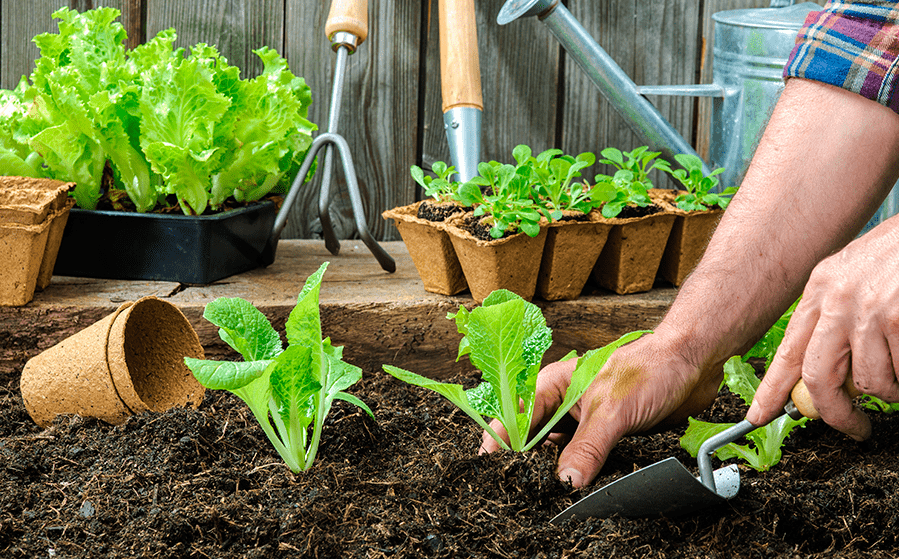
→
(497, 0, 706, 175)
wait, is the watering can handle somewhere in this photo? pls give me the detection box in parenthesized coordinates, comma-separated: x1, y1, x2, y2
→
(326, 0, 369, 50)
(789, 375, 862, 420)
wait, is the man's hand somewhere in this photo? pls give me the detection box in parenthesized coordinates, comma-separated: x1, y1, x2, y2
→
(479, 332, 723, 487)
(747, 216, 899, 440)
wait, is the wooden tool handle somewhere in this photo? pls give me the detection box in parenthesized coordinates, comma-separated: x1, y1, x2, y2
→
(326, 0, 369, 44)
(439, 0, 483, 112)
(790, 376, 862, 420)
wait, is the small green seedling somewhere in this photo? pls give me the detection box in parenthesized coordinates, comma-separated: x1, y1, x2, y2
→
(657, 153, 736, 211)
(599, 146, 666, 187)
(384, 289, 647, 451)
(513, 144, 598, 220)
(456, 160, 545, 238)
(410, 160, 460, 203)
(184, 262, 373, 472)
(592, 169, 653, 219)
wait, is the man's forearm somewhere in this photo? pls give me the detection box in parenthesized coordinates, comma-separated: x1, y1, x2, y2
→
(656, 78, 899, 372)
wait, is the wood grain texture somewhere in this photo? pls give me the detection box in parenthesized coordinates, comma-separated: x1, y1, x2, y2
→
(0, 1, 132, 88)
(145, 0, 284, 79)
(562, 0, 700, 190)
(282, 2, 421, 242)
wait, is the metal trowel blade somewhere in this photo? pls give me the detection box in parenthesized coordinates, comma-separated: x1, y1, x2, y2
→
(550, 457, 740, 524)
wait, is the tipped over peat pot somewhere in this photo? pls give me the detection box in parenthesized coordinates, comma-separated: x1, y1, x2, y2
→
(19, 296, 205, 427)
(52, 200, 277, 284)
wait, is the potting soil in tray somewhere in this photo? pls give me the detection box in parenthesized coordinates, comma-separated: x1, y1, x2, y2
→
(3, 364, 899, 558)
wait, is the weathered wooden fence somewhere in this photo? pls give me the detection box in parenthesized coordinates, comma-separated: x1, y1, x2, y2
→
(0, 0, 823, 241)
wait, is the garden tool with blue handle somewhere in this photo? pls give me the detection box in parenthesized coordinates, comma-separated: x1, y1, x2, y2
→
(551, 375, 861, 523)
(264, 0, 395, 273)
(439, 0, 483, 183)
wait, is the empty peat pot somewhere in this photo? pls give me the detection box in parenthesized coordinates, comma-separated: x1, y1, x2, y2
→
(20, 296, 205, 427)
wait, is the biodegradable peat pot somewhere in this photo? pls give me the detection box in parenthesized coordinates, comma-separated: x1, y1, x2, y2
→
(382, 201, 467, 295)
(658, 206, 724, 287)
(0, 177, 76, 292)
(591, 202, 676, 295)
(20, 296, 205, 428)
(535, 211, 613, 301)
(0, 218, 53, 306)
(53, 200, 277, 283)
(444, 220, 548, 304)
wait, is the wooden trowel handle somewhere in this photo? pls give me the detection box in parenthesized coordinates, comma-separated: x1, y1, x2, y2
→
(326, 0, 369, 45)
(790, 376, 862, 420)
(439, 0, 483, 112)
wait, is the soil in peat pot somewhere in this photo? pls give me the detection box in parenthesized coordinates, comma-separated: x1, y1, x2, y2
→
(4, 359, 899, 558)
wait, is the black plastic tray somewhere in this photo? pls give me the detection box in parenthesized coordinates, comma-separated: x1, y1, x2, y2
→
(53, 201, 278, 284)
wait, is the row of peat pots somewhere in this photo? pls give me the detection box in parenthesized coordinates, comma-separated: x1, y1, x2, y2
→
(384, 189, 723, 302)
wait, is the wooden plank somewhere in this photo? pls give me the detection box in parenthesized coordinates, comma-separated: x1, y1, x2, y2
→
(562, 0, 700, 189)
(420, 1, 560, 172)
(145, 0, 283, 79)
(0, 240, 677, 384)
(281, 2, 421, 242)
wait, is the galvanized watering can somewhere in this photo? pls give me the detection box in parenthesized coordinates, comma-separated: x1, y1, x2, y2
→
(497, 1, 899, 227)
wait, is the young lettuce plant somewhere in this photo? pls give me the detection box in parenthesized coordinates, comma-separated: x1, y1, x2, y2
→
(656, 153, 736, 211)
(513, 144, 598, 220)
(184, 262, 373, 472)
(680, 356, 808, 471)
(410, 160, 460, 203)
(599, 146, 666, 187)
(592, 169, 653, 219)
(383, 289, 647, 451)
(456, 161, 545, 238)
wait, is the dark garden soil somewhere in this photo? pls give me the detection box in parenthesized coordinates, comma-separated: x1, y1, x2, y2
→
(416, 201, 466, 223)
(3, 359, 899, 558)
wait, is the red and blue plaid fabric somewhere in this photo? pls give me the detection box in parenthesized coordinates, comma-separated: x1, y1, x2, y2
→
(785, 1, 899, 112)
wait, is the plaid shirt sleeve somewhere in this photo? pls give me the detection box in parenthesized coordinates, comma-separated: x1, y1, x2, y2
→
(784, 1, 899, 112)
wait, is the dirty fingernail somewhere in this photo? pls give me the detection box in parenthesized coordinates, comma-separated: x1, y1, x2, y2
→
(559, 468, 583, 487)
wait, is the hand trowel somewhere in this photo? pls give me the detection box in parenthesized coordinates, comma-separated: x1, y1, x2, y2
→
(551, 376, 861, 524)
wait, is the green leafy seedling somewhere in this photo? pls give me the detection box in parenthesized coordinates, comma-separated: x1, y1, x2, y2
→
(456, 161, 545, 238)
(410, 160, 460, 203)
(514, 144, 598, 220)
(680, 356, 807, 471)
(593, 168, 653, 219)
(657, 153, 736, 211)
(184, 262, 373, 472)
(384, 289, 647, 451)
(599, 146, 666, 187)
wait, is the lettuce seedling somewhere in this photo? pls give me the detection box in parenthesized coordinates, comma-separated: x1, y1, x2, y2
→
(384, 289, 647, 451)
(456, 161, 545, 238)
(410, 160, 460, 203)
(656, 153, 736, 211)
(599, 146, 666, 187)
(593, 169, 653, 219)
(184, 262, 373, 472)
(512, 144, 599, 220)
(680, 356, 808, 471)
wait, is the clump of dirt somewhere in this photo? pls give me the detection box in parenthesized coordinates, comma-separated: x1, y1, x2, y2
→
(2, 362, 899, 558)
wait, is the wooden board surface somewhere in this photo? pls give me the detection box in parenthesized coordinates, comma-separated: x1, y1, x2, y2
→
(0, 240, 677, 383)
